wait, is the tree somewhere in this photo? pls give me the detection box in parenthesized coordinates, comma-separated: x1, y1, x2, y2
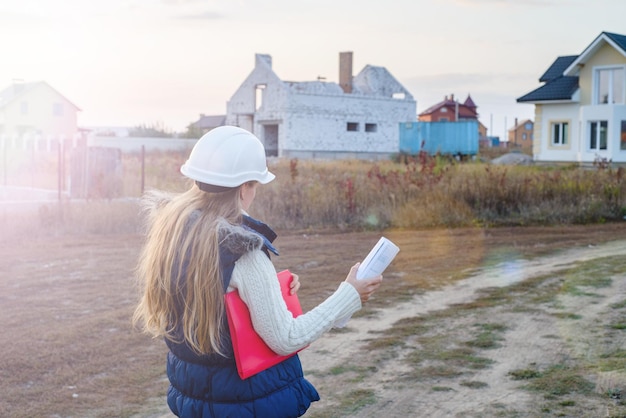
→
(128, 121, 174, 138)
(180, 122, 204, 139)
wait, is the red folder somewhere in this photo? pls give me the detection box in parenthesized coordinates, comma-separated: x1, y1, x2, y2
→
(225, 269, 305, 379)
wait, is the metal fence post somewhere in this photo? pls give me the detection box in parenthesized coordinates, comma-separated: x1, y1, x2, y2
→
(141, 144, 145, 195)
(57, 140, 64, 222)
(2, 135, 6, 186)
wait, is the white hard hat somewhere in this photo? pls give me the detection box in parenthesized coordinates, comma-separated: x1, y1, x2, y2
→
(180, 126, 275, 188)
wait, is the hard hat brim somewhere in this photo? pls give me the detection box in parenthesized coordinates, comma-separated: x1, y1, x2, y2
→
(180, 163, 275, 188)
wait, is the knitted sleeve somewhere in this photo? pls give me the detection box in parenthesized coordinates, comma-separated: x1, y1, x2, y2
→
(229, 249, 362, 355)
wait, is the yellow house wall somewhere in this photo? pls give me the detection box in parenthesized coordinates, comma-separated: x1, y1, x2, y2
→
(533, 105, 542, 157)
(578, 43, 626, 105)
(1, 84, 78, 138)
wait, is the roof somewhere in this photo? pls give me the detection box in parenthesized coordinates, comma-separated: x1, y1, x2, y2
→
(191, 114, 225, 129)
(605, 31, 626, 51)
(286, 81, 343, 95)
(564, 31, 626, 76)
(508, 119, 533, 131)
(419, 98, 453, 115)
(419, 94, 478, 118)
(247, 53, 415, 102)
(0, 81, 81, 110)
(518, 31, 626, 104)
(517, 76, 579, 102)
(463, 94, 476, 108)
(539, 55, 578, 82)
(351, 65, 414, 100)
(281, 65, 414, 99)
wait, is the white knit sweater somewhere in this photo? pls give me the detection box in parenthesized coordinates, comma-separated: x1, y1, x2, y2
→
(228, 249, 362, 356)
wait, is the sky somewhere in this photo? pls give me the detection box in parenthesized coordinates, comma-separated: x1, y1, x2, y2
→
(2, 0, 626, 139)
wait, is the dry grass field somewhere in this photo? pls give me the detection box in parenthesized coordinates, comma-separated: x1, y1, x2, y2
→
(2, 222, 626, 417)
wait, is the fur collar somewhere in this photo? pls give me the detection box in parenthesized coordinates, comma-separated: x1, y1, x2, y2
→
(217, 219, 264, 257)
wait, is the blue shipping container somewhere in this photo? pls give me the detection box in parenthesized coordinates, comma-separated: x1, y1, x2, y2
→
(399, 121, 479, 155)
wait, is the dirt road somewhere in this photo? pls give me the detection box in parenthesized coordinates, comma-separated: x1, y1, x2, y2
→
(301, 239, 626, 417)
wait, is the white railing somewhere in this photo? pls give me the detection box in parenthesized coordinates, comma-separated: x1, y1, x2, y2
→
(0, 132, 84, 152)
(0, 133, 199, 153)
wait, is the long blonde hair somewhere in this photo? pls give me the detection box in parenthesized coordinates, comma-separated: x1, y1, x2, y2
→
(133, 185, 242, 355)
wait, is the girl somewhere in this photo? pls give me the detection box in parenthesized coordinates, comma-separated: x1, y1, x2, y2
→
(133, 126, 382, 417)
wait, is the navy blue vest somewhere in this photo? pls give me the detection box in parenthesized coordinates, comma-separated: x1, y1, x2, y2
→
(165, 215, 319, 417)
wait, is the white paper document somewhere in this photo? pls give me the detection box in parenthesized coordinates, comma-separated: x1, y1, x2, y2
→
(334, 237, 400, 328)
(356, 237, 400, 280)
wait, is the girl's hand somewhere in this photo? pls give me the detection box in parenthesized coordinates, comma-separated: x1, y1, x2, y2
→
(345, 263, 382, 303)
(289, 273, 301, 295)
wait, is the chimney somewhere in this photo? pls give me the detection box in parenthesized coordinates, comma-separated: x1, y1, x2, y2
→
(339, 51, 353, 93)
(255, 54, 272, 69)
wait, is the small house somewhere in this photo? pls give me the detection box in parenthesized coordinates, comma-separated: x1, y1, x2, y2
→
(507, 119, 534, 154)
(189, 114, 225, 136)
(0, 81, 81, 149)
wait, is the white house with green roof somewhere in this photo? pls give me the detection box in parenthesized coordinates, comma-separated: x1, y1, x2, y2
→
(518, 31, 626, 165)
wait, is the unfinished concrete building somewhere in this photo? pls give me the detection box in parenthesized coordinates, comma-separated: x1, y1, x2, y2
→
(225, 52, 416, 159)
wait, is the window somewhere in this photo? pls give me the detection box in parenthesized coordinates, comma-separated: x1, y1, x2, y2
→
(346, 122, 359, 131)
(441, 108, 448, 113)
(392, 92, 405, 100)
(551, 122, 568, 145)
(255, 84, 266, 111)
(53, 102, 64, 117)
(589, 121, 608, 151)
(439, 117, 448, 122)
(524, 122, 532, 130)
(365, 123, 377, 133)
(596, 67, 625, 104)
(522, 133, 527, 140)
(621, 121, 626, 151)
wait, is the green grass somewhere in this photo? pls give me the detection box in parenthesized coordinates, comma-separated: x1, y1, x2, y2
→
(394, 321, 500, 380)
(509, 368, 542, 380)
(597, 349, 626, 372)
(363, 316, 430, 355)
(465, 323, 507, 349)
(431, 386, 454, 392)
(519, 364, 596, 397)
(460, 380, 489, 389)
(558, 256, 626, 296)
(610, 299, 626, 309)
(552, 312, 583, 320)
(307, 389, 377, 418)
(327, 365, 378, 381)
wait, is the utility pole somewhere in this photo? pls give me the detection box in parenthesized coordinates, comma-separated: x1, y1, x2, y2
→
(504, 117, 507, 148)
